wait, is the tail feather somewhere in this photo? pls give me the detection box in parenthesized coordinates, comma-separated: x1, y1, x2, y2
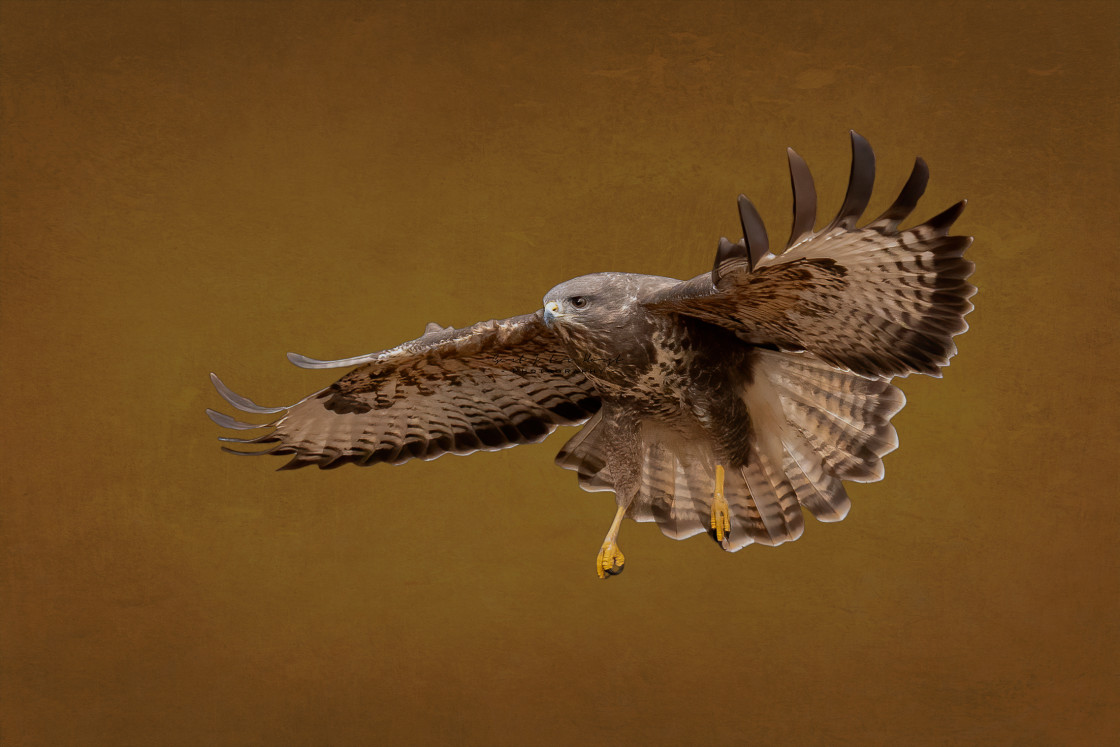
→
(762, 450, 806, 541)
(639, 421, 711, 540)
(644, 446, 708, 540)
(757, 348, 902, 511)
(783, 440, 851, 522)
(727, 452, 805, 550)
(722, 464, 766, 545)
(554, 412, 615, 492)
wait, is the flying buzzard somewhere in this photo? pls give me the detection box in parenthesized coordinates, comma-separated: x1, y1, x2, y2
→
(208, 132, 975, 578)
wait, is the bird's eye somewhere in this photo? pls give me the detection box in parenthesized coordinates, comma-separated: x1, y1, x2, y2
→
(569, 296, 588, 309)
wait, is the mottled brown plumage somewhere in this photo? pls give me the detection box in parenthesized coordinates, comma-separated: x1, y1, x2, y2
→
(212, 315, 600, 469)
(208, 132, 975, 573)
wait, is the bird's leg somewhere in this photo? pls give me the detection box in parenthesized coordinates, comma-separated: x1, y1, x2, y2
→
(596, 504, 627, 578)
(710, 464, 731, 541)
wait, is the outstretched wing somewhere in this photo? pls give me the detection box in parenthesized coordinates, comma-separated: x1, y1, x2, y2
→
(647, 131, 976, 378)
(207, 312, 601, 469)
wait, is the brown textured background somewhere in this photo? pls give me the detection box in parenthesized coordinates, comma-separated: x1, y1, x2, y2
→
(2, 1, 1117, 745)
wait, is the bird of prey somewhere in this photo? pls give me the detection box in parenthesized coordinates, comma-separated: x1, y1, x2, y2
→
(208, 132, 975, 578)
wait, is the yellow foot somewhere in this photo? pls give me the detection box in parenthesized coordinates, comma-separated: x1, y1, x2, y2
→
(596, 504, 628, 579)
(596, 540, 625, 578)
(711, 464, 731, 541)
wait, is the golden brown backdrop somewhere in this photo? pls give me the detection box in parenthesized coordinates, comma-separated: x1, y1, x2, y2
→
(2, 1, 1117, 745)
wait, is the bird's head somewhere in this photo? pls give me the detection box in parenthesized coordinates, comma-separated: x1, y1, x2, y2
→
(543, 273, 644, 376)
(541, 272, 683, 381)
(542, 273, 634, 335)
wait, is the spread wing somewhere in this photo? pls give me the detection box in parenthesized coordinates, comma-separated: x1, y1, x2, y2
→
(647, 131, 976, 378)
(207, 312, 601, 469)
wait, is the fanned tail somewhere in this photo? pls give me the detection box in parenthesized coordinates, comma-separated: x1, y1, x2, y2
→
(743, 348, 904, 540)
(563, 348, 905, 551)
(718, 349, 902, 550)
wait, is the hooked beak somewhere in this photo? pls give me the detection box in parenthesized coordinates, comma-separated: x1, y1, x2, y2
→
(543, 301, 561, 327)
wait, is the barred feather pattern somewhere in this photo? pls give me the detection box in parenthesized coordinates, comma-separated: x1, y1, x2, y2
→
(208, 313, 601, 470)
(648, 132, 976, 379)
(556, 349, 905, 549)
